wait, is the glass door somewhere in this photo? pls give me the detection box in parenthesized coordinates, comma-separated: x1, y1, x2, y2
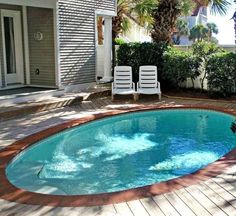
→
(1, 10, 24, 86)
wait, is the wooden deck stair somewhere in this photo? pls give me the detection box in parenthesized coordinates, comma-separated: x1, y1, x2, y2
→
(0, 87, 111, 121)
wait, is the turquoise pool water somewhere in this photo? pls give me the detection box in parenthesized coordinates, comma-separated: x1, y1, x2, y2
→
(6, 109, 236, 195)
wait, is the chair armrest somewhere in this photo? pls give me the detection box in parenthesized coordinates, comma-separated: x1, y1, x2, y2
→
(112, 82, 114, 91)
(132, 82, 136, 90)
(157, 81, 161, 89)
(137, 82, 140, 89)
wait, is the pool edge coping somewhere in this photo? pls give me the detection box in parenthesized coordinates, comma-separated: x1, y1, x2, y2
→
(0, 103, 236, 207)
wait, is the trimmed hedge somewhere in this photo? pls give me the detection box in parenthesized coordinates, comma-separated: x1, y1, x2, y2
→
(206, 52, 236, 97)
(116, 41, 236, 97)
(163, 49, 200, 88)
(117, 42, 168, 82)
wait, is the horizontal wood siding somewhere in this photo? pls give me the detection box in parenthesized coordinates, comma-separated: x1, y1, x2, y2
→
(0, 4, 23, 87)
(27, 7, 56, 87)
(58, 0, 115, 86)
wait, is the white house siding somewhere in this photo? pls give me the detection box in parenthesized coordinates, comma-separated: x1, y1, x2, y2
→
(58, 0, 116, 87)
(27, 7, 56, 87)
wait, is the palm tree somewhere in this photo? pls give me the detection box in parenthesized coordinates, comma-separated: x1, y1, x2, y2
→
(151, 0, 231, 44)
(173, 19, 190, 44)
(206, 22, 219, 41)
(110, 0, 156, 67)
(112, 0, 156, 41)
(151, 0, 193, 44)
(189, 24, 208, 42)
(201, 0, 231, 15)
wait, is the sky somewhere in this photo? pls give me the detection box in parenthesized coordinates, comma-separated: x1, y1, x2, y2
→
(208, 1, 235, 45)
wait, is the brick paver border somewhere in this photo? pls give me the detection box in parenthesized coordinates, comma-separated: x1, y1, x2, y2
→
(0, 104, 236, 207)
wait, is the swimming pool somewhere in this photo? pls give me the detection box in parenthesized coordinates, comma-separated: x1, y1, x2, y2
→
(6, 109, 236, 196)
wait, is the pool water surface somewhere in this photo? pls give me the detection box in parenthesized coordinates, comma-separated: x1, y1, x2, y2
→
(6, 109, 236, 195)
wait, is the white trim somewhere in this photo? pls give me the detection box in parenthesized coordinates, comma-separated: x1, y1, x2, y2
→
(53, 2, 61, 88)
(94, 7, 116, 83)
(27, 84, 58, 89)
(0, 57, 2, 87)
(0, 84, 58, 90)
(22, 6, 30, 85)
(100, 17, 113, 82)
(0, 0, 57, 9)
(1, 9, 24, 86)
(95, 13, 99, 82)
(115, 0, 118, 16)
(95, 10, 117, 17)
(0, 84, 24, 90)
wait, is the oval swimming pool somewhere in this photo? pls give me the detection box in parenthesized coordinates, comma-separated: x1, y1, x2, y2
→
(6, 109, 236, 195)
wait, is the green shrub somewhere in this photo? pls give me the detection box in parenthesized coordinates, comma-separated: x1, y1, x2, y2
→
(206, 52, 236, 97)
(117, 42, 168, 82)
(115, 38, 126, 45)
(192, 41, 226, 91)
(192, 41, 224, 58)
(163, 49, 200, 88)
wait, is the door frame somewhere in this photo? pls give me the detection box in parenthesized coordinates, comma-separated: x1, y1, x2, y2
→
(1, 9, 24, 86)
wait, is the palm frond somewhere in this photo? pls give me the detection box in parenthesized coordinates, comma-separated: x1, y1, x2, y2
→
(208, 0, 231, 15)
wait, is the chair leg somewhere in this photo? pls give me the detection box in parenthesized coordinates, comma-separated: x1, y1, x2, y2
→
(158, 94, 161, 101)
(134, 93, 139, 101)
(112, 94, 115, 101)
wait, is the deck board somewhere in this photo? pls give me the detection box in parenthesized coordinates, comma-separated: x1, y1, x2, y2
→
(164, 192, 196, 216)
(203, 180, 236, 210)
(114, 203, 134, 216)
(174, 188, 212, 216)
(152, 195, 181, 216)
(185, 185, 228, 216)
(197, 182, 236, 215)
(140, 197, 165, 216)
(127, 200, 150, 216)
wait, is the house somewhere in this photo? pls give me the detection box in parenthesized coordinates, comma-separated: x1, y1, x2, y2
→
(176, 0, 208, 45)
(0, 0, 116, 93)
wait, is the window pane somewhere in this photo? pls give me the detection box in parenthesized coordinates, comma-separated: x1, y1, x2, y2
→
(4, 17, 16, 74)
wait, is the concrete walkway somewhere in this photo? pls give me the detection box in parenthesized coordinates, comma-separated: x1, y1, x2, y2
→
(1, 97, 236, 216)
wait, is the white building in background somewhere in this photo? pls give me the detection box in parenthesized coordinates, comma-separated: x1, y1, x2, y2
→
(176, 1, 208, 45)
(120, 15, 151, 43)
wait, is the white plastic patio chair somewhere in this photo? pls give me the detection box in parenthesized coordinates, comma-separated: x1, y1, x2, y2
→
(112, 66, 136, 101)
(137, 66, 161, 100)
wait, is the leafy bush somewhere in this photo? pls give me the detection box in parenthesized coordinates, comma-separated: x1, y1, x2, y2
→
(192, 41, 224, 58)
(206, 52, 236, 97)
(115, 38, 126, 45)
(163, 49, 200, 88)
(192, 41, 226, 91)
(117, 42, 168, 82)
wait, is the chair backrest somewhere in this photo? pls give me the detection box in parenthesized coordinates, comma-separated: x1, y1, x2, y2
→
(139, 66, 157, 88)
(114, 66, 133, 89)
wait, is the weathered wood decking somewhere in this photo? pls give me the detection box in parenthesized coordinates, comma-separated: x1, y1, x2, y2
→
(1, 96, 236, 216)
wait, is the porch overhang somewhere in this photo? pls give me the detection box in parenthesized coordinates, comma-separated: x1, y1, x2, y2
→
(0, 0, 57, 9)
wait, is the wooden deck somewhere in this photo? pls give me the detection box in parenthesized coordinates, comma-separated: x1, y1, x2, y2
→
(1, 96, 236, 216)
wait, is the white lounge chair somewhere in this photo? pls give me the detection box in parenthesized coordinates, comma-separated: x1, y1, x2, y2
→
(112, 66, 136, 101)
(137, 66, 161, 100)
